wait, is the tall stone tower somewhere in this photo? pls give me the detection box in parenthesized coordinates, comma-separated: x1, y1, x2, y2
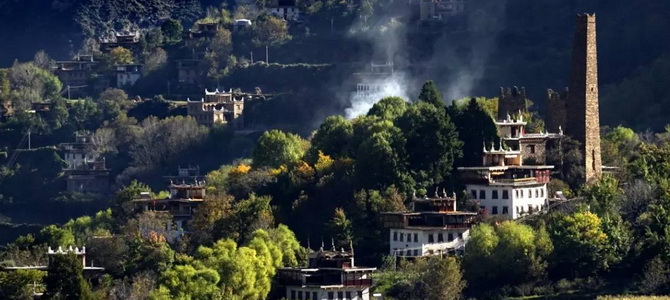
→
(566, 13, 602, 183)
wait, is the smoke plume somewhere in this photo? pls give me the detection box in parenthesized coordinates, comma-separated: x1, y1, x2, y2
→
(342, 0, 508, 118)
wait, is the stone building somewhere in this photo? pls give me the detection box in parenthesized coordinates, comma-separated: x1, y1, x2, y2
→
(458, 139, 554, 219)
(277, 246, 376, 300)
(268, 0, 301, 21)
(545, 88, 569, 133)
(545, 14, 602, 183)
(353, 62, 395, 97)
(54, 55, 98, 95)
(420, 0, 466, 22)
(132, 180, 206, 242)
(497, 86, 528, 121)
(99, 32, 140, 53)
(496, 113, 562, 165)
(116, 64, 143, 88)
(176, 58, 207, 86)
(183, 22, 220, 47)
(186, 88, 266, 128)
(187, 89, 245, 127)
(59, 132, 109, 194)
(381, 191, 477, 257)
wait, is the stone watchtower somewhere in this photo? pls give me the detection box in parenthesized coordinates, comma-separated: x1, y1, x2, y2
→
(497, 86, 528, 121)
(566, 14, 602, 182)
(545, 88, 568, 133)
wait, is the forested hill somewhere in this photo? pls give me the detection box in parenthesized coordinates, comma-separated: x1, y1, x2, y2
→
(1, 0, 670, 130)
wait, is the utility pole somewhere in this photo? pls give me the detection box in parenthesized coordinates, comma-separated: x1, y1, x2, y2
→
(265, 46, 269, 64)
(250, 51, 254, 64)
(27, 130, 31, 150)
(67, 85, 71, 100)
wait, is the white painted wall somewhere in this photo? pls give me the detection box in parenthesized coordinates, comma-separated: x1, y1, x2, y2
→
(466, 184, 547, 219)
(389, 228, 469, 257)
(286, 287, 370, 300)
(270, 7, 300, 21)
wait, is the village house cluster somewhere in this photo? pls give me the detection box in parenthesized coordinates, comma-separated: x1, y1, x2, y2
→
(1, 13, 605, 300)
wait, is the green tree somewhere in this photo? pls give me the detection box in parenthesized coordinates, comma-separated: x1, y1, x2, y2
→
(463, 222, 551, 290)
(111, 180, 151, 229)
(161, 19, 183, 44)
(417, 80, 443, 108)
(327, 208, 354, 247)
(376, 256, 465, 300)
(449, 98, 499, 167)
(549, 211, 611, 277)
(252, 15, 292, 48)
(97, 88, 129, 120)
(38, 225, 75, 248)
(354, 122, 412, 192)
(194, 237, 276, 299)
(0, 269, 46, 300)
(367, 96, 407, 121)
(268, 224, 304, 267)
(151, 262, 221, 300)
(417, 257, 466, 300)
(110, 47, 134, 65)
(44, 253, 92, 300)
(253, 129, 308, 168)
(397, 101, 462, 189)
(221, 193, 275, 243)
(308, 115, 354, 160)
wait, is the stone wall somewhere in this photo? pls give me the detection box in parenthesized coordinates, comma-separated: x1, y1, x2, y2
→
(497, 86, 528, 121)
(520, 140, 547, 165)
(545, 88, 568, 133)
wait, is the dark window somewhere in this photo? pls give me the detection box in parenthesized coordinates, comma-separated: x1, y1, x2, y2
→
(428, 234, 434, 243)
(479, 190, 486, 199)
(492, 190, 499, 199)
(480, 205, 485, 212)
(502, 206, 509, 215)
(338, 292, 343, 299)
(399, 232, 404, 242)
(471, 190, 477, 199)
(458, 232, 463, 239)
(535, 189, 539, 198)
(393, 232, 397, 241)
(438, 233, 444, 242)
(407, 233, 412, 241)
(313, 292, 318, 300)
(328, 292, 334, 300)
(448, 233, 454, 241)
(502, 190, 509, 199)
(413, 249, 419, 256)
(492, 206, 498, 215)
(358, 291, 363, 298)
(291, 291, 296, 299)
(298, 291, 303, 299)
(346, 292, 351, 299)
(528, 145, 536, 154)
(414, 233, 418, 242)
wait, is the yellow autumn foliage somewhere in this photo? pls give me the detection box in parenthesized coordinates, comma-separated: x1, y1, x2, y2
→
(229, 164, 252, 177)
(295, 161, 315, 178)
(314, 151, 334, 174)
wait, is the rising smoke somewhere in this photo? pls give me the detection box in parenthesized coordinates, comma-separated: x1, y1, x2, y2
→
(342, 0, 507, 119)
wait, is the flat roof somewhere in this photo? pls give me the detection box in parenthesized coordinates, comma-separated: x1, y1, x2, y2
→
(279, 267, 377, 272)
(458, 165, 553, 171)
(132, 198, 204, 203)
(381, 211, 478, 216)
